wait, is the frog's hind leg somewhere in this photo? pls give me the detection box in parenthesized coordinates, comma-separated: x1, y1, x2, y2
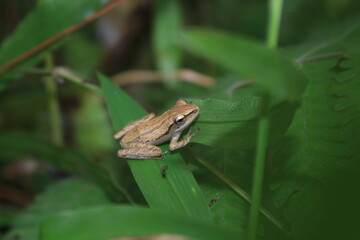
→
(117, 143, 166, 160)
(114, 113, 155, 139)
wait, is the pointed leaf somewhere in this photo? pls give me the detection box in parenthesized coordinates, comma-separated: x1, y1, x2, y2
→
(186, 98, 297, 149)
(99, 73, 212, 222)
(179, 28, 307, 100)
(270, 21, 360, 238)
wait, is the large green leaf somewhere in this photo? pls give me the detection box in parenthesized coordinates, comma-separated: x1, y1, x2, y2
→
(270, 20, 360, 239)
(99, 73, 212, 222)
(0, 0, 108, 77)
(40, 205, 242, 240)
(186, 98, 297, 149)
(4, 178, 111, 240)
(184, 144, 253, 232)
(179, 28, 307, 100)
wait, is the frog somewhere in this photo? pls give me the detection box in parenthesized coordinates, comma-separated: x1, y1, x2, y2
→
(114, 100, 200, 160)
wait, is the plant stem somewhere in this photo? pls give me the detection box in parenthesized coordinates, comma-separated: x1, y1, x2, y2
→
(247, 0, 283, 239)
(37, 0, 63, 146)
(54, 67, 102, 94)
(44, 53, 63, 146)
(266, 0, 283, 49)
(247, 114, 270, 240)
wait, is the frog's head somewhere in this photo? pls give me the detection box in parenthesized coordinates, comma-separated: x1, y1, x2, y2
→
(172, 100, 200, 132)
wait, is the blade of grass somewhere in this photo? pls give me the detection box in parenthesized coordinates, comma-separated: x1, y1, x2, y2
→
(98, 73, 212, 222)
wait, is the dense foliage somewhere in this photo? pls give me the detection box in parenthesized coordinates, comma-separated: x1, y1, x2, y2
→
(0, 0, 359, 239)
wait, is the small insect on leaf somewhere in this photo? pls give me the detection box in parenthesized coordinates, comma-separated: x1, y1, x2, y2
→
(161, 165, 169, 178)
(208, 195, 220, 207)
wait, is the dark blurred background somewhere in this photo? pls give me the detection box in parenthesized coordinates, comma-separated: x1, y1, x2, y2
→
(1, 0, 360, 239)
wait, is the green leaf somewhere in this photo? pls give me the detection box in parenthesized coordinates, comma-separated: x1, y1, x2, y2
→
(0, 131, 126, 202)
(62, 32, 102, 76)
(40, 205, 242, 240)
(98, 73, 213, 222)
(179, 28, 307, 100)
(0, 206, 20, 227)
(186, 98, 297, 149)
(4, 178, 112, 240)
(270, 20, 360, 238)
(73, 92, 114, 157)
(153, 0, 182, 85)
(185, 144, 253, 232)
(0, 0, 108, 76)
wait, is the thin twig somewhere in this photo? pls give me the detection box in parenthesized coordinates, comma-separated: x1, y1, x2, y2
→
(20, 67, 102, 94)
(112, 69, 216, 87)
(295, 51, 345, 67)
(0, 0, 128, 74)
(295, 23, 360, 66)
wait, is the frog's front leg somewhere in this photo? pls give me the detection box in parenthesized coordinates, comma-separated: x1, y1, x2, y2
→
(114, 113, 155, 139)
(117, 143, 166, 160)
(169, 128, 200, 151)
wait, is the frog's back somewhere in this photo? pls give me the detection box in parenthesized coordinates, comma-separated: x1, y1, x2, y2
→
(120, 118, 171, 146)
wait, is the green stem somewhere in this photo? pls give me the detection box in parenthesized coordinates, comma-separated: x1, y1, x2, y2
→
(19, 67, 102, 94)
(247, 115, 270, 240)
(54, 67, 102, 94)
(247, 0, 283, 239)
(44, 53, 63, 146)
(266, 0, 283, 49)
(37, 0, 63, 146)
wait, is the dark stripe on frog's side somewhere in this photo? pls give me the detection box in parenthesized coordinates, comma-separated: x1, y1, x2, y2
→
(137, 124, 164, 139)
(152, 127, 171, 142)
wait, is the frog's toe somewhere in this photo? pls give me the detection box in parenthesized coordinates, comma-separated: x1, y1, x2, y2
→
(188, 128, 200, 138)
(163, 150, 171, 155)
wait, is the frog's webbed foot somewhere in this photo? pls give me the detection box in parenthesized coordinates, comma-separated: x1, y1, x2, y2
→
(185, 127, 200, 139)
(169, 128, 200, 151)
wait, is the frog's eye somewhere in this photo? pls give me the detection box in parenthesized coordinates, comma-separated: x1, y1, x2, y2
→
(175, 115, 185, 125)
